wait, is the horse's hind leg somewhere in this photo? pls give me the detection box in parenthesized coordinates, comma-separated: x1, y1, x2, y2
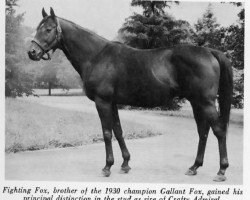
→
(205, 105, 229, 182)
(186, 102, 210, 176)
(112, 104, 131, 173)
(195, 102, 228, 181)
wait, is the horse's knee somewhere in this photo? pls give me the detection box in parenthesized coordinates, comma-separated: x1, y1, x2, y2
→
(103, 130, 112, 142)
(201, 105, 227, 137)
(211, 123, 226, 139)
(113, 130, 123, 140)
(213, 130, 227, 140)
(198, 133, 208, 141)
(202, 105, 218, 122)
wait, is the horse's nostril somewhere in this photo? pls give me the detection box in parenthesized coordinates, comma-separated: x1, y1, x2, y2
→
(28, 50, 36, 59)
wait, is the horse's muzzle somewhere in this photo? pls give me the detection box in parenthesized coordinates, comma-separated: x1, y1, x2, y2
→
(28, 50, 41, 61)
(28, 42, 52, 61)
(28, 42, 44, 61)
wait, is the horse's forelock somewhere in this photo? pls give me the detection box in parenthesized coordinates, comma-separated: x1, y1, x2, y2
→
(36, 16, 54, 30)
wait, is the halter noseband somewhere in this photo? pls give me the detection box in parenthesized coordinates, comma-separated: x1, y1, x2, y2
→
(31, 18, 62, 60)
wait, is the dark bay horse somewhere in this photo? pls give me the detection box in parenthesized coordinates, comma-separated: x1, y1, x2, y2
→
(28, 8, 233, 182)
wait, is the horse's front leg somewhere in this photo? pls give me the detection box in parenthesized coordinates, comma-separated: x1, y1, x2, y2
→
(112, 104, 131, 173)
(95, 96, 114, 177)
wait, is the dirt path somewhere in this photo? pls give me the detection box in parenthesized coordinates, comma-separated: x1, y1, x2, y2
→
(5, 96, 243, 184)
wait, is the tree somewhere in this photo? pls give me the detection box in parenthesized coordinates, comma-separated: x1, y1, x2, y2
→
(120, 13, 193, 50)
(38, 65, 59, 96)
(193, 4, 225, 50)
(224, 3, 244, 108)
(119, 1, 193, 49)
(131, 0, 179, 17)
(5, 0, 34, 97)
(36, 52, 62, 96)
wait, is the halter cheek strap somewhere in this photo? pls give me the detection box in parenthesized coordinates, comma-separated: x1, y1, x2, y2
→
(55, 18, 62, 45)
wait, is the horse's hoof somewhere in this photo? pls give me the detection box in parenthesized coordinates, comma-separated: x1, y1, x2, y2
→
(120, 166, 131, 174)
(185, 169, 197, 176)
(213, 174, 226, 182)
(102, 169, 111, 177)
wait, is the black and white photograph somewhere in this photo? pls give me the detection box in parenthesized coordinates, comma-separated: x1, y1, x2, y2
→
(1, 0, 248, 199)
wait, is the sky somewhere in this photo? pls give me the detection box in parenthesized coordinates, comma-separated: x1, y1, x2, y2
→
(16, 0, 243, 40)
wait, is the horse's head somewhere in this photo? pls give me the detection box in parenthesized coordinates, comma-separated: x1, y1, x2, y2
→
(28, 7, 62, 61)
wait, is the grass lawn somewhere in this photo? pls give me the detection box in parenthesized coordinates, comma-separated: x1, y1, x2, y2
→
(5, 98, 160, 153)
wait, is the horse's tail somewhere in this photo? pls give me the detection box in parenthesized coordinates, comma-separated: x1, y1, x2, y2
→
(211, 49, 233, 129)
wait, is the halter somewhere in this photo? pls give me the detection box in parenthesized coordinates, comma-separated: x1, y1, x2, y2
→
(31, 18, 62, 60)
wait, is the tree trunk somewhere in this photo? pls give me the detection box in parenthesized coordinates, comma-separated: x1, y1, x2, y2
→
(151, 2, 155, 15)
(48, 82, 52, 96)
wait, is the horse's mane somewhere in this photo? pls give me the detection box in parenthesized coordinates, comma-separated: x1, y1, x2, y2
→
(58, 17, 108, 41)
(37, 15, 108, 42)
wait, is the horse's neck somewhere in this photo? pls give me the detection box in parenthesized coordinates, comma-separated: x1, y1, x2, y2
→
(59, 19, 108, 78)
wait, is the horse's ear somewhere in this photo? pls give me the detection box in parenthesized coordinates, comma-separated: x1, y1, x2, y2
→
(50, 7, 56, 19)
(42, 7, 48, 18)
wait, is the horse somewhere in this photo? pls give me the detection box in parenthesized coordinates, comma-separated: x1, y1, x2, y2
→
(28, 8, 233, 182)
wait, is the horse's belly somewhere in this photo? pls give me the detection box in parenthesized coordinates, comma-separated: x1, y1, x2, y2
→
(116, 83, 174, 107)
